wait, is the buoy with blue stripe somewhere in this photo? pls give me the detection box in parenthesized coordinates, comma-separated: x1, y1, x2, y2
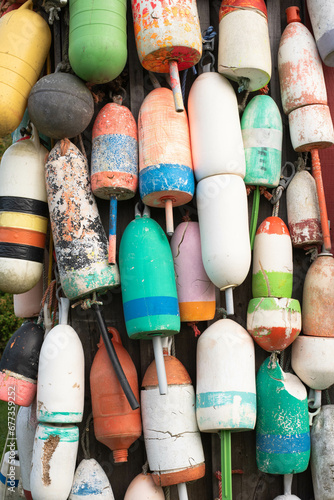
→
(91, 97, 138, 264)
(218, 0, 271, 92)
(69, 459, 115, 499)
(0, 451, 21, 498)
(124, 473, 164, 500)
(0, 125, 48, 294)
(0, 322, 44, 407)
(196, 318, 256, 500)
(30, 423, 79, 500)
(241, 95, 282, 187)
(256, 355, 310, 474)
(119, 204, 180, 395)
(307, 0, 334, 67)
(138, 87, 195, 235)
(37, 298, 84, 423)
(170, 220, 216, 323)
(311, 405, 334, 500)
(16, 401, 38, 500)
(141, 351, 205, 499)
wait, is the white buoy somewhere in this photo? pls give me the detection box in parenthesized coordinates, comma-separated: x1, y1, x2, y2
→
(124, 473, 164, 500)
(0, 451, 21, 499)
(69, 459, 115, 499)
(288, 104, 334, 152)
(16, 400, 38, 499)
(307, 0, 334, 67)
(311, 405, 334, 500)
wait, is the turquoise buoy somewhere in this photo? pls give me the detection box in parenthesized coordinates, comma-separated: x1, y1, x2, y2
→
(256, 356, 310, 474)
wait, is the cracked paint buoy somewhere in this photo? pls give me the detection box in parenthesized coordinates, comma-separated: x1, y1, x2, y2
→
(286, 169, 322, 248)
(124, 473, 164, 500)
(302, 252, 334, 337)
(141, 352, 205, 491)
(45, 140, 120, 300)
(187, 72, 246, 181)
(307, 0, 334, 67)
(247, 297, 301, 352)
(311, 405, 334, 500)
(0, 322, 44, 406)
(196, 174, 251, 315)
(256, 356, 310, 474)
(0, 125, 48, 294)
(170, 221, 216, 323)
(218, 0, 271, 92)
(241, 94, 282, 187)
(69, 459, 115, 499)
(138, 87, 195, 235)
(16, 401, 38, 500)
(0, 0, 51, 136)
(30, 422, 79, 500)
(252, 216, 293, 298)
(90, 328, 142, 463)
(37, 298, 84, 423)
(91, 100, 138, 264)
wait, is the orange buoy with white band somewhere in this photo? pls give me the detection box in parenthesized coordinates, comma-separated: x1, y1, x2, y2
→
(131, 0, 202, 111)
(138, 88, 195, 235)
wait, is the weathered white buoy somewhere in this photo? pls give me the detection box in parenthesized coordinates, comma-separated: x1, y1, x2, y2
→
(286, 169, 322, 248)
(13, 273, 43, 318)
(311, 405, 334, 500)
(0, 451, 21, 499)
(307, 0, 334, 67)
(288, 104, 334, 152)
(196, 174, 251, 315)
(124, 473, 164, 500)
(30, 423, 79, 500)
(16, 401, 38, 500)
(37, 297, 85, 423)
(69, 459, 115, 499)
(187, 72, 246, 181)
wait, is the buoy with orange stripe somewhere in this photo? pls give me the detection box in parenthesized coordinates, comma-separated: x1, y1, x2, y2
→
(91, 98, 138, 264)
(218, 0, 271, 92)
(0, 125, 48, 294)
(69, 459, 115, 499)
(90, 328, 141, 463)
(16, 400, 38, 500)
(141, 350, 205, 498)
(131, 0, 202, 111)
(124, 473, 164, 500)
(170, 220, 216, 324)
(0, 322, 44, 407)
(138, 87, 195, 235)
(307, 0, 334, 67)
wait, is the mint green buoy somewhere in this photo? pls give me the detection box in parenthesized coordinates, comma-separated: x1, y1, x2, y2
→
(69, 0, 127, 84)
(119, 204, 180, 395)
(256, 355, 310, 475)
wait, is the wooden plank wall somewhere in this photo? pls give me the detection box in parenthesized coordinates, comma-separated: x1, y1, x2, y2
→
(46, 0, 333, 498)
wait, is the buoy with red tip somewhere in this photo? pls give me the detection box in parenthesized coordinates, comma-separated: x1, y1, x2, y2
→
(170, 220, 216, 324)
(307, 0, 334, 67)
(69, 459, 115, 499)
(30, 422, 79, 500)
(196, 174, 251, 315)
(91, 98, 138, 264)
(311, 405, 334, 500)
(141, 350, 205, 498)
(0, 322, 44, 406)
(131, 0, 202, 111)
(124, 473, 164, 500)
(37, 297, 85, 423)
(16, 400, 38, 500)
(0, 124, 48, 294)
(286, 168, 322, 248)
(90, 328, 142, 463)
(252, 216, 293, 299)
(218, 0, 271, 92)
(187, 71, 246, 181)
(119, 204, 180, 395)
(278, 6, 334, 252)
(196, 318, 256, 500)
(138, 87, 195, 235)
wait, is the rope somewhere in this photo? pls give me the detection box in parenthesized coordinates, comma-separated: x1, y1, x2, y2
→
(171, 336, 176, 357)
(77, 133, 87, 158)
(215, 471, 222, 500)
(305, 246, 319, 261)
(259, 85, 269, 95)
(80, 412, 93, 460)
(71, 297, 103, 310)
(325, 389, 331, 405)
(142, 460, 149, 475)
(39, 280, 58, 327)
(187, 322, 201, 337)
(238, 89, 250, 113)
(181, 69, 189, 103)
(164, 486, 171, 500)
(60, 138, 71, 156)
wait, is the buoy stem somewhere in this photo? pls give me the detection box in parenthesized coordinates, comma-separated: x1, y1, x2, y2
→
(311, 149, 331, 252)
(59, 297, 70, 325)
(177, 482, 189, 500)
(225, 287, 234, 316)
(220, 430, 232, 500)
(152, 336, 168, 395)
(164, 199, 174, 236)
(108, 196, 117, 264)
(283, 474, 293, 495)
(92, 303, 139, 410)
(169, 60, 184, 112)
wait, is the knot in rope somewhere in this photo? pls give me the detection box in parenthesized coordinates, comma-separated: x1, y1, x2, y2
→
(71, 297, 103, 310)
(259, 186, 273, 201)
(259, 84, 269, 95)
(187, 322, 201, 337)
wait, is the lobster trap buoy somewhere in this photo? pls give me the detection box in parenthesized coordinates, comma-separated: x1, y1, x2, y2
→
(307, 0, 334, 67)
(16, 401, 38, 500)
(28, 72, 94, 140)
(69, 459, 115, 499)
(0, 322, 44, 406)
(124, 473, 164, 500)
(311, 405, 334, 500)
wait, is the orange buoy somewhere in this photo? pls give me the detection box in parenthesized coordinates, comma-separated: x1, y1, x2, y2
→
(90, 328, 142, 463)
